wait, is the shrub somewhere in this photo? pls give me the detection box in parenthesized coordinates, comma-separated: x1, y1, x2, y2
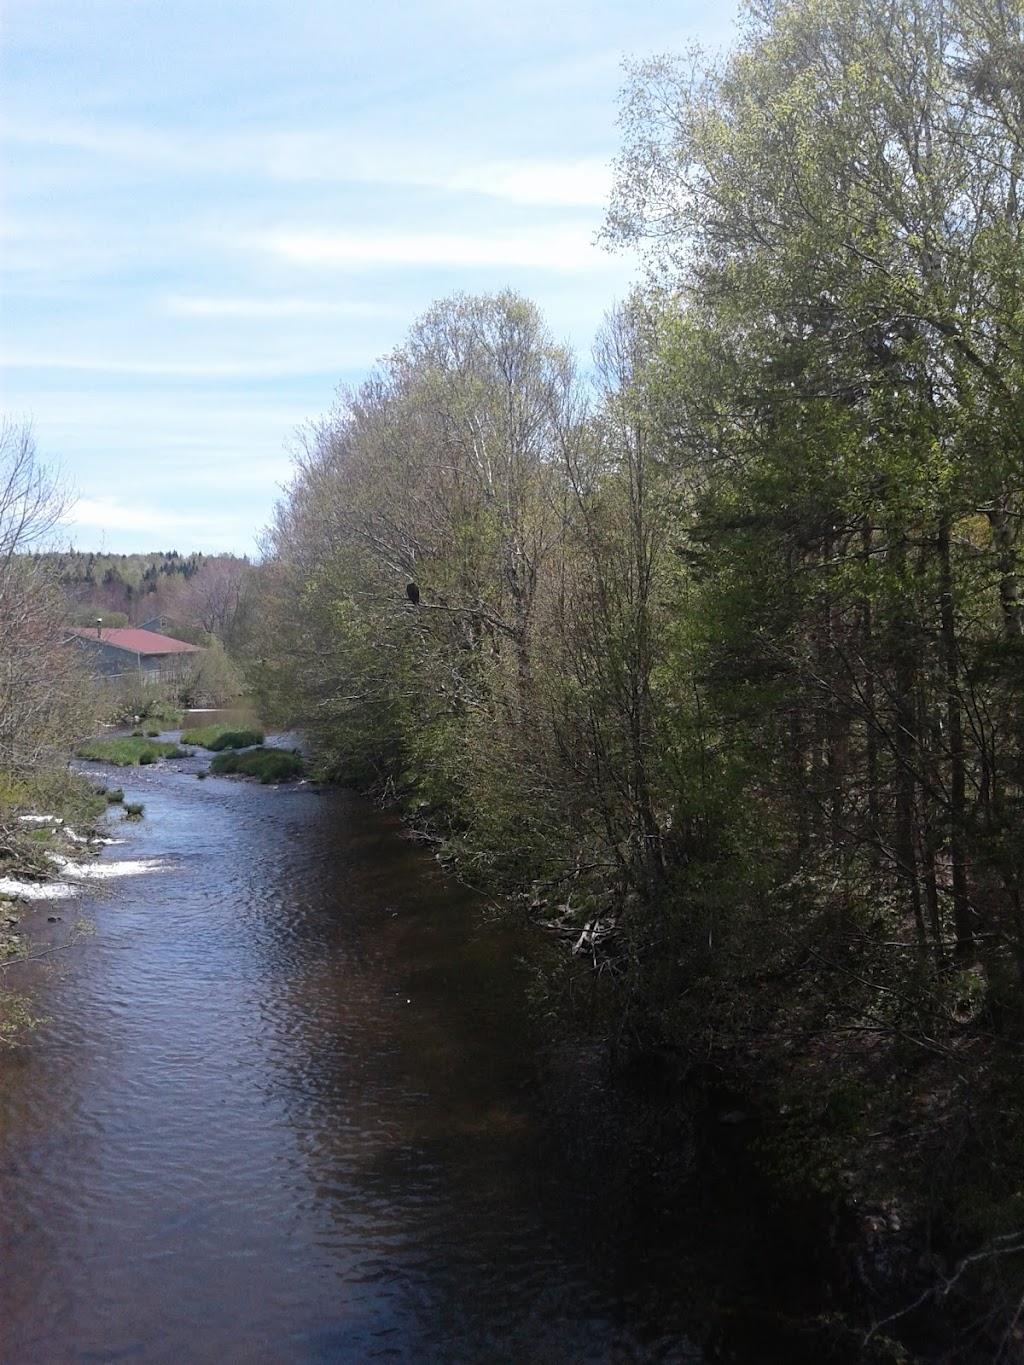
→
(0, 770, 106, 828)
(123, 803, 144, 820)
(176, 640, 246, 708)
(144, 699, 185, 725)
(95, 678, 183, 728)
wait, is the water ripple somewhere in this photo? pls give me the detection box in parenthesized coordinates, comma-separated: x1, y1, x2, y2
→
(0, 754, 700, 1364)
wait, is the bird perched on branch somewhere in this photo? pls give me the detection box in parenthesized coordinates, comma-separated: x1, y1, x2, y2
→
(406, 582, 420, 605)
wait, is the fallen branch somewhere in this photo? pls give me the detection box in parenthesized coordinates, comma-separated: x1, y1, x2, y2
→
(864, 1230, 1024, 1346)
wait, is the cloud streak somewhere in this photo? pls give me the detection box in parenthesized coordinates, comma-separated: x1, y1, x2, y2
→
(252, 225, 616, 273)
(161, 295, 396, 319)
(68, 497, 226, 534)
(4, 354, 345, 379)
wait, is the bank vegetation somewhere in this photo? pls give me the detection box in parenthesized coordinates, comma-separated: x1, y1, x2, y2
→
(0, 421, 109, 1037)
(247, 0, 1024, 1353)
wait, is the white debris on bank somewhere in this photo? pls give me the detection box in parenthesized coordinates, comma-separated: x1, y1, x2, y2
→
(0, 877, 78, 900)
(0, 855, 166, 902)
(18, 814, 114, 845)
(46, 853, 166, 880)
(1, 815, 165, 902)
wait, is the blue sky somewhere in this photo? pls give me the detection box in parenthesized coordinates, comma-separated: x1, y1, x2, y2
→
(2, 0, 736, 557)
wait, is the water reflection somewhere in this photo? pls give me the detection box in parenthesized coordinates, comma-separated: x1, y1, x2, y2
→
(0, 742, 700, 1363)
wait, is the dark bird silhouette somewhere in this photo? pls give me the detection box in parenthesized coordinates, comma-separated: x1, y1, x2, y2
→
(406, 582, 420, 605)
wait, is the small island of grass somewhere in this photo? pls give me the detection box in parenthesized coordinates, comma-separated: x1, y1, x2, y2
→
(182, 723, 265, 751)
(209, 747, 304, 783)
(75, 737, 187, 767)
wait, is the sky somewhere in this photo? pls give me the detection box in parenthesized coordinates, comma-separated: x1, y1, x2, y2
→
(1, 0, 737, 558)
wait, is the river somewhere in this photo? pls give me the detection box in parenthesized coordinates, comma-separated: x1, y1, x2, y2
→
(0, 731, 703, 1364)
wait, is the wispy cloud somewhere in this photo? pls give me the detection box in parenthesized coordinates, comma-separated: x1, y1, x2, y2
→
(6, 118, 253, 175)
(251, 225, 614, 273)
(161, 295, 395, 320)
(67, 497, 223, 535)
(264, 134, 614, 206)
(9, 118, 613, 209)
(3, 354, 344, 379)
(442, 159, 613, 207)
(62, 496, 265, 555)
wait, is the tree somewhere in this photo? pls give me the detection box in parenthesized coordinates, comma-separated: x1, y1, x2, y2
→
(0, 420, 91, 776)
(254, 293, 584, 870)
(174, 556, 251, 644)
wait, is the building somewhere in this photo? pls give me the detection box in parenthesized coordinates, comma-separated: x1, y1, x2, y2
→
(66, 625, 202, 683)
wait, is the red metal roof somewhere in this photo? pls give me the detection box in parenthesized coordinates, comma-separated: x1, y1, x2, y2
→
(68, 626, 202, 655)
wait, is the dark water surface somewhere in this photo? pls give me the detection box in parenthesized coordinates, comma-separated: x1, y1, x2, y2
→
(0, 744, 700, 1363)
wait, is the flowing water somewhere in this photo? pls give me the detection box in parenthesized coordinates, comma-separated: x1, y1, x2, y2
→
(0, 733, 702, 1364)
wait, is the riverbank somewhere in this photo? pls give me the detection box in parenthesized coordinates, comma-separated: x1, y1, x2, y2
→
(0, 790, 105, 1044)
(0, 760, 175, 1044)
(387, 791, 1024, 1361)
(558, 986, 1024, 1363)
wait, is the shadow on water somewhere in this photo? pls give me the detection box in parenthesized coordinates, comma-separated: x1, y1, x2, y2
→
(0, 734, 702, 1364)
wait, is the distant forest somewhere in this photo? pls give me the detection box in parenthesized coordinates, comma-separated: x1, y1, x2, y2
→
(34, 550, 251, 643)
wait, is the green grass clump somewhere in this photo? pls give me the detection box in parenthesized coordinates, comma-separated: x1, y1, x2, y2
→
(210, 747, 304, 783)
(123, 802, 145, 820)
(0, 770, 106, 826)
(76, 737, 186, 767)
(104, 787, 125, 804)
(181, 723, 265, 751)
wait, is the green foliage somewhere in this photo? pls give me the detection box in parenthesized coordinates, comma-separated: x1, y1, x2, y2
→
(122, 802, 144, 819)
(75, 737, 186, 766)
(0, 771, 43, 815)
(244, 17, 1024, 1344)
(95, 677, 184, 728)
(0, 766, 108, 1048)
(181, 723, 264, 751)
(0, 768, 107, 830)
(176, 639, 246, 707)
(144, 699, 185, 725)
(209, 747, 305, 782)
(0, 988, 44, 1048)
